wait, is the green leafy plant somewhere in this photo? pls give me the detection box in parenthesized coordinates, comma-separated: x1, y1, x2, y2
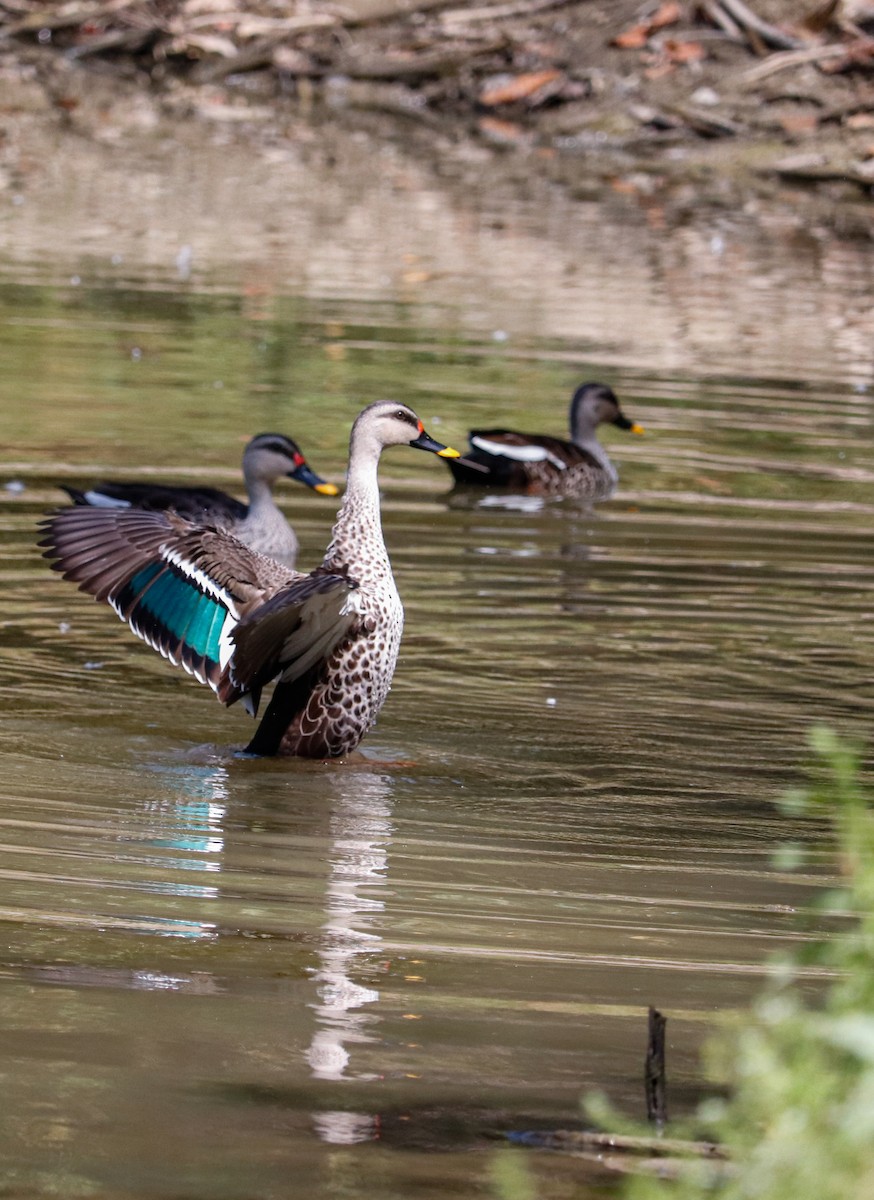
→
(625, 726, 874, 1200)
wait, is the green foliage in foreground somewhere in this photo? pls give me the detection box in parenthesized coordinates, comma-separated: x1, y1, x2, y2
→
(625, 727, 874, 1200)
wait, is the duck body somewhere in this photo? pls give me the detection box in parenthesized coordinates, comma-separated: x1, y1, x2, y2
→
(41, 403, 459, 760)
(61, 432, 338, 569)
(448, 382, 643, 497)
(244, 409, 410, 758)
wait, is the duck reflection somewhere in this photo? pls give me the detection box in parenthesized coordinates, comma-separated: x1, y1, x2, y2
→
(134, 751, 400, 1129)
(441, 490, 603, 609)
(447, 489, 549, 516)
(305, 767, 394, 1084)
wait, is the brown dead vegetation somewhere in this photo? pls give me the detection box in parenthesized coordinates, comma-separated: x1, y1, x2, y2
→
(1, 1, 873, 205)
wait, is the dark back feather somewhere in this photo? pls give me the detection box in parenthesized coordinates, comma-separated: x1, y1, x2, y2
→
(62, 480, 248, 524)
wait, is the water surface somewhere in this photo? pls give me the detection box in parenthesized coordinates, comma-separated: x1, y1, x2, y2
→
(2, 125, 874, 1199)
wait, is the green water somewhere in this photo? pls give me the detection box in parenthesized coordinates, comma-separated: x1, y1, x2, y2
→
(2, 133, 874, 1199)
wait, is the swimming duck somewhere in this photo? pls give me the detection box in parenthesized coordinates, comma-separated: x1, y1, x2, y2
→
(41, 402, 459, 760)
(447, 382, 644, 495)
(61, 432, 339, 568)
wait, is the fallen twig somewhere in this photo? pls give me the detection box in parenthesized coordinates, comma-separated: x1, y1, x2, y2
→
(342, 0, 470, 26)
(665, 102, 743, 136)
(0, 0, 136, 40)
(335, 40, 504, 81)
(767, 150, 874, 188)
(327, 78, 444, 126)
(819, 98, 874, 124)
(697, 0, 744, 42)
(715, 0, 807, 51)
(739, 41, 856, 84)
(188, 35, 286, 83)
(167, 31, 238, 60)
(441, 0, 576, 24)
(173, 12, 339, 39)
(66, 25, 156, 58)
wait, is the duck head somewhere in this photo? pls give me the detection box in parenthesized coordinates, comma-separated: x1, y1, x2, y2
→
(351, 400, 460, 458)
(569, 382, 644, 440)
(245, 432, 339, 495)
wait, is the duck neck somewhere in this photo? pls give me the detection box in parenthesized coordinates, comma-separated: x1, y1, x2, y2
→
(573, 431, 617, 480)
(244, 475, 278, 518)
(323, 429, 388, 575)
(570, 410, 617, 482)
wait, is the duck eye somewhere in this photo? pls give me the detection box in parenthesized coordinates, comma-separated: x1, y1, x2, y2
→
(395, 409, 408, 422)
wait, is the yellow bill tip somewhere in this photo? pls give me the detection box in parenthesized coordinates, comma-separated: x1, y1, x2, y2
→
(630, 423, 645, 435)
(314, 482, 340, 496)
(437, 446, 461, 458)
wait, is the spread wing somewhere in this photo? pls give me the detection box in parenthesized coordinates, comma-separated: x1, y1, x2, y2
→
(39, 506, 294, 700)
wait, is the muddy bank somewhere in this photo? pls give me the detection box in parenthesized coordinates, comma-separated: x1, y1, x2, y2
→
(0, 3, 873, 395)
(0, 1, 872, 234)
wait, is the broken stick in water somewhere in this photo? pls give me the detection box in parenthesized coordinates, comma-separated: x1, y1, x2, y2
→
(645, 1005, 667, 1129)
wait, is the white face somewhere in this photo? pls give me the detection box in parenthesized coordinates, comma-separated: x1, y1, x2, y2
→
(361, 401, 423, 447)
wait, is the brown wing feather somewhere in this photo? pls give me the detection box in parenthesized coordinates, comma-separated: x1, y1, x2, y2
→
(40, 506, 294, 609)
(468, 429, 599, 468)
(39, 506, 298, 696)
(223, 567, 360, 705)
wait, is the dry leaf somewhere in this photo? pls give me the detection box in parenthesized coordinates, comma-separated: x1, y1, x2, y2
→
(643, 61, 676, 79)
(650, 2, 682, 30)
(610, 176, 643, 195)
(477, 116, 527, 142)
(612, 24, 650, 49)
(613, 2, 680, 48)
(664, 39, 706, 63)
(479, 69, 562, 106)
(779, 112, 819, 137)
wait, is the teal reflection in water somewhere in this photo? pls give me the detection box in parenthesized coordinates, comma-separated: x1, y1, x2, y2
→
(141, 764, 229, 862)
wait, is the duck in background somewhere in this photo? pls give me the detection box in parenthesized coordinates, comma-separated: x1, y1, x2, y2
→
(446, 382, 644, 496)
(41, 402, 459, 760)
(61, 432, 338, 569)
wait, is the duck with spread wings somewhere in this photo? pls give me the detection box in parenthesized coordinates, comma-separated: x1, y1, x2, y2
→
(41, 402, 459, 759)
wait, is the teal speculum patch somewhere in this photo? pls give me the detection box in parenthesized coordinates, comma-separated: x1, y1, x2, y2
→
(121, 562, 226, 667)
